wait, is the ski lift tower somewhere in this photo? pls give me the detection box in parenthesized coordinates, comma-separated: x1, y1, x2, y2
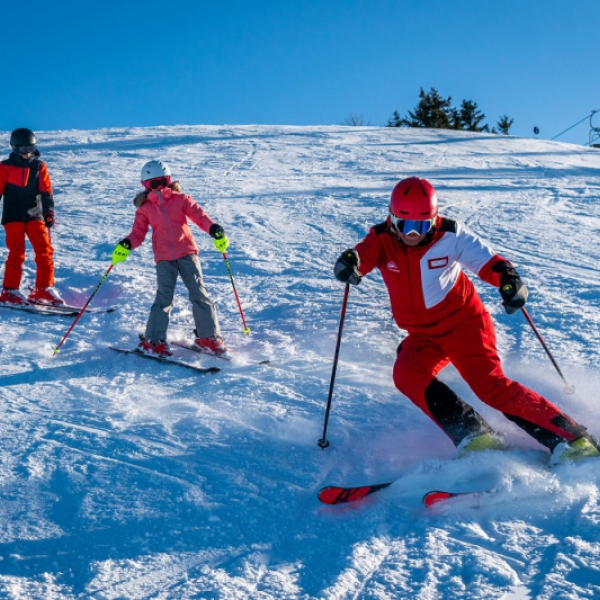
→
(590, 109, 600, 148)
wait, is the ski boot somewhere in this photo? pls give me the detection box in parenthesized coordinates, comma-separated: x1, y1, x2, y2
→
(193, 336, 228, 356)
(138, 336, 172, 358)
(28, 286, 65, 305)
(551, 434, 600, 464)
(0, 287, 27, 305)
(457, 431, 507, 458)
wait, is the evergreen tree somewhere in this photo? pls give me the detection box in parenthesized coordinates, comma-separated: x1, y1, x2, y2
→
(387, 87, 454, 129)
(454, 100, 489, 132)
(496, 115, 514, 135)
(386, 110, 403, 128)
(387, 88, 512, 135)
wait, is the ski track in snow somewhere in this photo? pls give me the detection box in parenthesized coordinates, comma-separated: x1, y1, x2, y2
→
(0, 125, 600, 598)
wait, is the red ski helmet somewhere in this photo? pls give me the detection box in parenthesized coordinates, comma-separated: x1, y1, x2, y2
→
(389, 177, 438, 220)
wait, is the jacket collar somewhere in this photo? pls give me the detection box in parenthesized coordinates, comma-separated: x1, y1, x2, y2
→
(147, 186, 174, 203)
(9, 151, 37, 165)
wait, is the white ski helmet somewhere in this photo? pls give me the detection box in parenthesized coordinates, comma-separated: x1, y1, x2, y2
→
(141, 160, 171, 182)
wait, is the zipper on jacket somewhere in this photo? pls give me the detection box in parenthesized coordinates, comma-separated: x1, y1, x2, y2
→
(157, 190, 178, 260)
(19, 165, 31, 221)
(395, 236, 420, 316)
(405, 246, 417, 313)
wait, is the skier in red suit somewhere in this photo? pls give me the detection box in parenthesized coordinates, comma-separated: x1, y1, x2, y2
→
(334, 177, 599, 463)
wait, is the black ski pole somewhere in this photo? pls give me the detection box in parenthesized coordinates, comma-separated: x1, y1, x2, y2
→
(520, 307, 575, 394)
(318, 283, 350, 449)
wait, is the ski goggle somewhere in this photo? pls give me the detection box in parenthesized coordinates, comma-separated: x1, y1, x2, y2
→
(390, 213, 434, 235)
(16, 145, 36, 154)
(143, 176, 172, 190)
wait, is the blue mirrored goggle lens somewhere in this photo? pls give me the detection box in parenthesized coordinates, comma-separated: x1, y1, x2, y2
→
(391, 215, 432, 235)
(16, 145, 36, 154)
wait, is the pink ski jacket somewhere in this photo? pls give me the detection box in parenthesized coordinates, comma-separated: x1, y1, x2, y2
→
(126, 186, 215, 263)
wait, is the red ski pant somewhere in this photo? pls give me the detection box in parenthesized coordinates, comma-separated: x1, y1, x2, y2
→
(2, 220, 54, 289)
(393, 311, 582, 444)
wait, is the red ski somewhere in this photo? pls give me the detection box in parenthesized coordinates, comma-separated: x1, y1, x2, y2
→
(423, 489, 493, 508)
(319, 483, 496, 507)
(318, 482, 393, 504)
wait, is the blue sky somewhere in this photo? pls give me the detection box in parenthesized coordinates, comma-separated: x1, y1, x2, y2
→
(2, 0, 599, 146)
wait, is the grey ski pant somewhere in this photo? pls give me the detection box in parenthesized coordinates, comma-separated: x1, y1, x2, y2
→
(145, 253, 221, 342)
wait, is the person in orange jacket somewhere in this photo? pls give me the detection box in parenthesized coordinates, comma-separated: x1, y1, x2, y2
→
(0, 128, 63, 305)
(334, 177, 599, 464)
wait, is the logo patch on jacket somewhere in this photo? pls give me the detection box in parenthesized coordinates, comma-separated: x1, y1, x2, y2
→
(428, 257, 449, 269)
(386, 261, 401, 273)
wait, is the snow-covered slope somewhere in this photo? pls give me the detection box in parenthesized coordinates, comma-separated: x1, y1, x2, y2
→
(1, 125, 600, 599)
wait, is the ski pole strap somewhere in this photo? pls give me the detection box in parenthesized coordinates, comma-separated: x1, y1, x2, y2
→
(52, 263, 114, 356)
(222, 252, 250, 335)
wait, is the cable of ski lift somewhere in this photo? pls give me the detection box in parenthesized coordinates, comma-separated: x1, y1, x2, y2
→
(550, 111, 597, 141)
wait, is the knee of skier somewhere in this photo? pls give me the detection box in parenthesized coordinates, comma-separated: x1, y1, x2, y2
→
(154, 288, 176, 310)
(473, 376, 517, 409)
(151, 297, 174, 313)
(393, 360, 428, 402)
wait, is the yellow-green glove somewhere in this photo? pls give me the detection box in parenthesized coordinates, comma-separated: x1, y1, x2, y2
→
(214, 235, 229, 252)
(209, 224, 229, 252)
(112, 239, 132, 265)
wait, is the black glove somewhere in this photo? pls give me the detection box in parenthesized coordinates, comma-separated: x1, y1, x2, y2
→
(118, 238, 132, 250)
(43, 212, 55, 229)
(499, 267, 528, 314)
(209, 224, 225, 239)
(334, 249, 362, 285)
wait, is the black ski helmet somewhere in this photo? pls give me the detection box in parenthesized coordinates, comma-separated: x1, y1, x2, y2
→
(10, 128, 37, 150)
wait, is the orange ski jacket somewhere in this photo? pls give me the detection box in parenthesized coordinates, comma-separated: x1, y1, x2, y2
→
(0, 152, 54, 225)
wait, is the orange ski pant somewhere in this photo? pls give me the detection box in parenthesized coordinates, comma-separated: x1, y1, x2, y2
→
(393, 311, 583, 446)
(2, 220, 55, 289)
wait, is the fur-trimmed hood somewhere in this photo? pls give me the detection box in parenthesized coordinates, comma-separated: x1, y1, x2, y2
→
(134, 180, 182, 207)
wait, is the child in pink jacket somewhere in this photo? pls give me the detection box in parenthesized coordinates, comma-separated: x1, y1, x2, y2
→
(112, 160, 229, 357)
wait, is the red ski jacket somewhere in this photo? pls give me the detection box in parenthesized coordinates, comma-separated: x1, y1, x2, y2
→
(354, 217, 509, 337)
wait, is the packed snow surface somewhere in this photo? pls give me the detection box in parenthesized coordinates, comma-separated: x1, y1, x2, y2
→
(1, 125, 600, 599)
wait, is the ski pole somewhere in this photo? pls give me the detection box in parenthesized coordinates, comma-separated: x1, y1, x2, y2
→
(318, 283, 350, 449)
(221, 251, 250, 335)
(520, 307, 575, 394)
(52, 263, 114, 356)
